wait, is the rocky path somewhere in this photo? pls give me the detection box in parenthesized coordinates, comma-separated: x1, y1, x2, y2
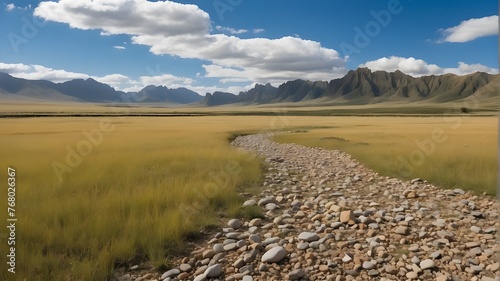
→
(116, 133, 499, 281)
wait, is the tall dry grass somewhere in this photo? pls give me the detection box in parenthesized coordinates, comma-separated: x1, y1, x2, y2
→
(0, 117, 272, 281)
(275, 116, 497, 195)
(0, 115, 496, 280)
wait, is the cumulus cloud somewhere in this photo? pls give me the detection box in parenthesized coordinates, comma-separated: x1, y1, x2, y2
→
(139, 74, 194, 86)
(215, 26, 248, 34)
(439, 15, 498, 43)
(94, 74, 130, 88)
(454, 62, 498, 74)
(0, 62, 32, 73)
(0, 63, 88, 82)
(34, 0, 210, 37)
(114, 45, 126, 50)
(34, 0, 347, 84)
(6, 3, 15, 11)
(0, 63, 134, 88)
(0, 62, 233, 94)
(360, 56, 498, 76)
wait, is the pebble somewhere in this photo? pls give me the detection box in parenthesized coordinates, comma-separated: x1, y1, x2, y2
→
(161, 269, 180, 279)
(243, 199, 257, 206)
(394, 226, 409, 235)
(228, 219, 241, 229)
(261, 246, 286, 263)
(115, 134, 500, 281)
(288, 269, 304, 280)
(298, 232, 319, 242)
(340, 210, 355, 223)
(342, 254, 353, 263)
(204, 264, 222, 278)
(406, 271, 418, 279)
(179, 264, 192, 272)
(193, 274, 206, 281)
(362, 261, 376, 270)
(420, 259, 435, 270)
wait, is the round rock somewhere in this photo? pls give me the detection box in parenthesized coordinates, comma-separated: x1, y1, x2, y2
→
(298, 232, 319, 242)
(228, 219, 241, 229)
(288, 269, 305, 280)
(243, 199, 257, 206)
(204, 264, 222, 278)
(161, 268, 180, 279)
(261, 246, 286, 263)
(362, 261, 376, 270)
(419, 259, 435, 270)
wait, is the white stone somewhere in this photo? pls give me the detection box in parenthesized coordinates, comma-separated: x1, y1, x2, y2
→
(419, 259, 435, 270)
(243, 199, 257, 206)
(161, 269, 180, 279)
(298, 232, 319, 242)
(204, 264, 222, 278)
(261, 246, 286, 263)
(228, 219, 241, 229)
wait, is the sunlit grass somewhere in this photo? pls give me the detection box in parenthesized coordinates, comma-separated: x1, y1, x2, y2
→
(0, 117, 272, 281)
(0, 115, 496, 280)
(275, 116, 497, 196)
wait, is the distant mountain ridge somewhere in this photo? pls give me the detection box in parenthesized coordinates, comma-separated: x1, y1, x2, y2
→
(203, 68, 499, 106)
(0, 72, 204, 104)
(0, 69, 498, 106)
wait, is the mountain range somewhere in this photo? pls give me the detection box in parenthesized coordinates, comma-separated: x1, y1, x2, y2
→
(0, 68, 498, 106)
(203, 68, 499, 106)
(0, 72, 204, 104)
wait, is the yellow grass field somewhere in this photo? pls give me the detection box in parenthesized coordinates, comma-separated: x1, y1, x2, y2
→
(0, 116, 276, 281)
(0, 114, 497, 280)
(275, 116, 498, 196)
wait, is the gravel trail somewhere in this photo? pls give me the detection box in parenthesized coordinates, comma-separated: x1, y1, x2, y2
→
(116, 133, 499, 281)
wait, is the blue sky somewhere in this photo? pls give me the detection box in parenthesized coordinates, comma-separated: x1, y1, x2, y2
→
(0, 0, 497, 94)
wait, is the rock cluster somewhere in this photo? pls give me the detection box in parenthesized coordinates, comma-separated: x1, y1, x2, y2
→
(114, 133, 499, 281)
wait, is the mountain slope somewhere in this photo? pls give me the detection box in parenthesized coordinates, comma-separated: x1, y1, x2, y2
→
(1, 69, 497, 106)
(203, 68, 498, 106)
(0, 72, 202, 104)
(55, 78, 124, 102)
(134, 85, 203, 103)
(0, 72, 82, 102)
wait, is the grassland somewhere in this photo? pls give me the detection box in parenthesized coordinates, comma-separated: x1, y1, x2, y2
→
(0, 112, 497, 281)
(275, 116, 498, 196)
(0, 116, 281, 281)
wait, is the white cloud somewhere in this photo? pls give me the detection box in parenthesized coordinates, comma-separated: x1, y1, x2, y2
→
(454, 62, 498, 74)
(215, 26, 248, 34)
(34, 0, 347, 85)
(92, 74, 130, 88)
(0, 63, 88, 82)
(139, 74, 194, 86)
(360, 56, 498, 76)
(0, 62, 32, 73)
(6, 3, 15, 11)
(253, 29, 265, 34)
(220, 78, 252, 84)
(439, 15, 498, 43)
(0, 61, 258, 95)
(34, 0, 210, 38)
(0, 61, 251, 94)
(114, 45, 126, 50)
(5, 3, 32, 11)
(121, 84, 144, 93)
(170, 83, 254, 96)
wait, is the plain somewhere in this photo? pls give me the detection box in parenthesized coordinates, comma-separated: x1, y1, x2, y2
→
(0, 114, 496, 281)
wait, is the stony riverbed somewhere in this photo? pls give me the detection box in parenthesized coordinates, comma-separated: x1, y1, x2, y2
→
(114, 133, 499, 281)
